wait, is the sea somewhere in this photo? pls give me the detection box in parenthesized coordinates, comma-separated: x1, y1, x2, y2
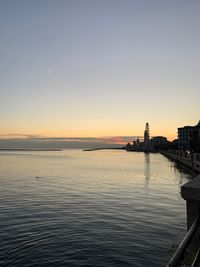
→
(0, 149, 192, 267)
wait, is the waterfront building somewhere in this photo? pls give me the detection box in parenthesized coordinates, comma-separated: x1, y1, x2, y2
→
(144, 122, 150, 144)
(178, 121, 200, 152)
(190, 121, 200, 152)
(150, 136, 168, 150)
(143, 122, 155, 151)
(170, 139, 178, 150)
(125, 142, 132, 151)
(126, 122, 170, 151)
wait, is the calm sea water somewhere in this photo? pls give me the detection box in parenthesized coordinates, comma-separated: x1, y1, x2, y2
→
(0, 149, 192, 267)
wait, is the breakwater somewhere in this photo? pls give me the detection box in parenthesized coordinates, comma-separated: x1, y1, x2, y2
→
(83, 147, 124, 151)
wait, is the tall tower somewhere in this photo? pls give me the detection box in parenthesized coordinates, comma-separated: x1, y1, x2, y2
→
(144, 122, 150, 144)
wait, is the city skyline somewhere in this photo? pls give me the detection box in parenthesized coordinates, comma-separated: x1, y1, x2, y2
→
(1, 1, 200, 142)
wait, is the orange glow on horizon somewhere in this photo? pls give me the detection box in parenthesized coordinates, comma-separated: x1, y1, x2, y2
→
(0, 128, 177, 143)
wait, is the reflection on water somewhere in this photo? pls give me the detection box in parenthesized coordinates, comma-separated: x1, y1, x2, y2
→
(0, 150, 192, 267)
(144, 153, 151, 187)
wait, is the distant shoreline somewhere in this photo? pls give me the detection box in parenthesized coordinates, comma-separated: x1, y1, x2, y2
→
(0, 148, 62, 151)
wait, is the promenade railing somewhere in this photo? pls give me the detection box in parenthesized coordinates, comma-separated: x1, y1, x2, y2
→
(167, 174, 200, 267)
(167, 215, 200, 267)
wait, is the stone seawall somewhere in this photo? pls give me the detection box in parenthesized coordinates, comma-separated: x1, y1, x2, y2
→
(161, 151, 200, 173)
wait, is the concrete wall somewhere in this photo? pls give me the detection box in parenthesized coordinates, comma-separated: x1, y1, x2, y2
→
(181, 174, 200, 254)
(182, 174, 200, 228)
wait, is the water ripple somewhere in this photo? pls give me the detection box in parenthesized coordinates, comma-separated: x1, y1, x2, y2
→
(0, 150, 192, 266)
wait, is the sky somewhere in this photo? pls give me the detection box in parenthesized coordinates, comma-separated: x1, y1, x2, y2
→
(0, 0, 200, 146)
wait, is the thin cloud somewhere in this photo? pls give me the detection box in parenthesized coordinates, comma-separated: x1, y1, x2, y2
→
(0, 135, 144, 144)
(0, 134, 45, 139)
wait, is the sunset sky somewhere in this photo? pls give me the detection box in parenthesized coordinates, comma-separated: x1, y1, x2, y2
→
(0, 0, 200, 143)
